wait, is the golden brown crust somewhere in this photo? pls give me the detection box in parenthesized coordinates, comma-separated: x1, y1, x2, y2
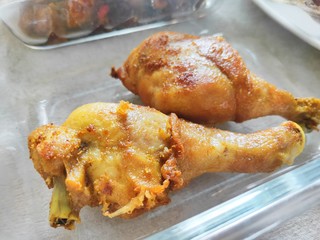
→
(28, 102, 305, 228)
(112, 31, 320, 129)
(28, 124, 81, 188)
(195, 35, 248, 86)
(160, 113, 184, 190)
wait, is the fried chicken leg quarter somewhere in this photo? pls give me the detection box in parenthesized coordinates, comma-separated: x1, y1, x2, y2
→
(28, 102, 305, 229)
(111, 31, 320, 130)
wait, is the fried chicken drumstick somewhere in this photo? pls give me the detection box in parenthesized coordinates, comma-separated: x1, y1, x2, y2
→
(111, 31, 320, 130)
(28, 101, 305, 229)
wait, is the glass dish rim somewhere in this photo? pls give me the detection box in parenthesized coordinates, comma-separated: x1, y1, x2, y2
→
(146, 155, 320, 239)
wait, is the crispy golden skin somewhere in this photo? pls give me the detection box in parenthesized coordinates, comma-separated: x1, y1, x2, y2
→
(111, 31, 320, 130)
(28, 102, 305, 229)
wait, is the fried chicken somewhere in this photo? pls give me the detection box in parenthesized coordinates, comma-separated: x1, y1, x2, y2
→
(111, 31, 320, 130)
(28, 101, 305, 229)
(19, 0, 98, 38)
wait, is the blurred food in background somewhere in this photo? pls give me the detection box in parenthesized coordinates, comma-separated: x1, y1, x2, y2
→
(18, 0, 206, 45)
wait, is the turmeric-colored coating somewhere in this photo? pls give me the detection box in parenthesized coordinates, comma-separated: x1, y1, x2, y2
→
(28, 102, 305, 229)
(112, 31, 320, 130)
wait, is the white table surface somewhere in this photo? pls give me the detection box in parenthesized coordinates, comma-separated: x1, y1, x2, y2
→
(260, 203, 320, 239)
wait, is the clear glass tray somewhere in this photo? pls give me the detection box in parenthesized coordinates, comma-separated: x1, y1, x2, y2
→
(1, 0, 320, 239)
(0, 0, 215, 49)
